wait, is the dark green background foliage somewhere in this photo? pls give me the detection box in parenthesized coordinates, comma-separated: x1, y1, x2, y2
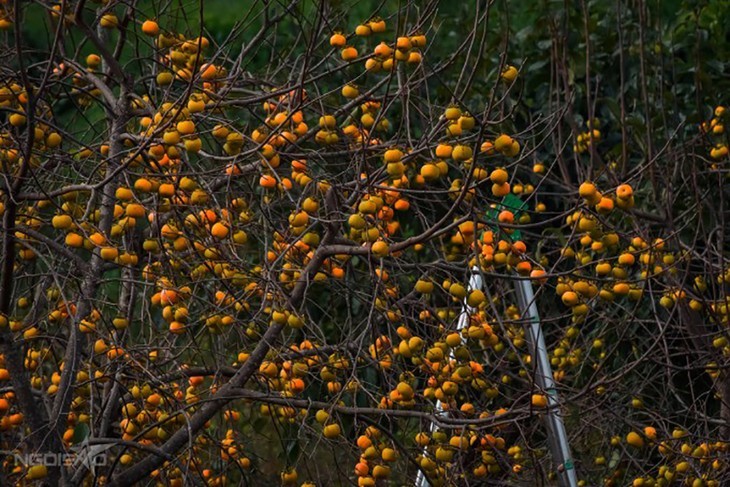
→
(18, 0, 729, 145)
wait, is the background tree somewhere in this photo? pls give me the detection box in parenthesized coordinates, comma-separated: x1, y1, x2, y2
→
(0, 0, 729, 486)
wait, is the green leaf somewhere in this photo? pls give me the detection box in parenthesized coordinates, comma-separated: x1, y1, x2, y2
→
(527, 59, 550, 73)
(73, 423, 90, 444)
(485, 194, 527, 241)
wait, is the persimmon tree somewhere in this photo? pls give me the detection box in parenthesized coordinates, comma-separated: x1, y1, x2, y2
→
(1, 0, 729, 486)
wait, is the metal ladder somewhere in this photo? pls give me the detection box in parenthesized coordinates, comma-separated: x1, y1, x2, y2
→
(415, 268, 578, 487)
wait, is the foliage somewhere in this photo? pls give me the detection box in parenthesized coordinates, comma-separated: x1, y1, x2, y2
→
(0, 0, 729, 486)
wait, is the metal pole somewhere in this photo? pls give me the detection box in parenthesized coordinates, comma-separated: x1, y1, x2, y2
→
(415, 267, 482, 487)
(514, 278, 578, 487)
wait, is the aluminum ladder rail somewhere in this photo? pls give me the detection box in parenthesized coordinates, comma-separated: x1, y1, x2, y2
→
(415, 268, 482, 487)
(514, 277, 578, 487)
(415, 269, 577, 487)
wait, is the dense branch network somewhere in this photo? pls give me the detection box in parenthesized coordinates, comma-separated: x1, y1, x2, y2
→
(0, 1, 728, 486)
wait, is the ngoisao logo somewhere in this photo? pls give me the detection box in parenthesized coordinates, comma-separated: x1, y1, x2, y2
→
(0, 439, 113, 469)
